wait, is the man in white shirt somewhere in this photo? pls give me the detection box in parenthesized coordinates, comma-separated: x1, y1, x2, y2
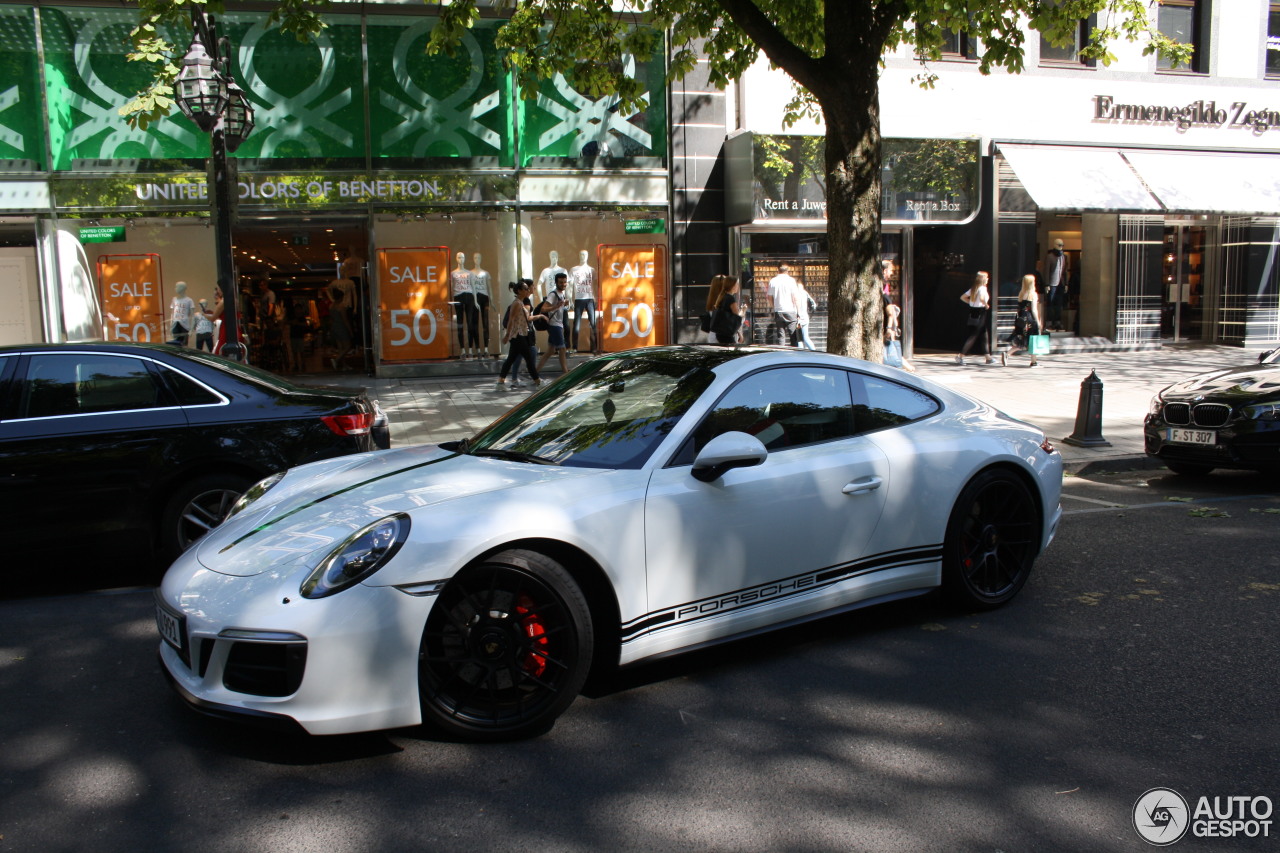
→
(768, 264, 801, 346)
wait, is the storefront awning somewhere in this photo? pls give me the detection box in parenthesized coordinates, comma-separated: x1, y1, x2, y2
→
(999, 143, 1280, 215)
(1122, 150, 1280, 215)
(997, 144, 1161, 212)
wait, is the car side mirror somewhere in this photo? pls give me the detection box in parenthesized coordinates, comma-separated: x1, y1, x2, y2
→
(691, 431, 768, 482)
(1260, 347, 1278, 364)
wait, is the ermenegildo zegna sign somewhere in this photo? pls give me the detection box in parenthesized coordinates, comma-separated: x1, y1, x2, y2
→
(1094, 95, 1280, 134)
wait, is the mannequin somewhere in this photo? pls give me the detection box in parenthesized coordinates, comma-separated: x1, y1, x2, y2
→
(169, 281, 196, 347)
(339, 248, 367, 363)
(470, 253, 493, 357)
(537, 250, 567, 302)
(1045, 239, 1069, 332)
(569, 249, 598, 354)
(451, 251, 478, 358)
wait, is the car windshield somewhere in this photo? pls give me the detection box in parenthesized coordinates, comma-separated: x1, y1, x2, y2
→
(465, 349, 729, 469)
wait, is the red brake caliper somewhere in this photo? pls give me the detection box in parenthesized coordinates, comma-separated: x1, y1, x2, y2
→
(515, 594, 548, 678)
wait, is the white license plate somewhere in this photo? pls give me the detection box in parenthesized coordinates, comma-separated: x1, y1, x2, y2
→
(1166, 428, 1217, 446)
(155, 602, 185, 653)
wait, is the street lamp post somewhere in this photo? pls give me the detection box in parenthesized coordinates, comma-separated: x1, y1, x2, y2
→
(174, 11, 255, 362)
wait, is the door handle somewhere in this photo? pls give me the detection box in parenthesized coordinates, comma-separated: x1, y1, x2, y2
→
(842, 476, 882, 495)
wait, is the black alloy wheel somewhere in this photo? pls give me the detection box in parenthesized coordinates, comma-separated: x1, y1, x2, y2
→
(942, 468, 1040, 609)
(418, 549, 593, 741)
(161, 473, 253, 560)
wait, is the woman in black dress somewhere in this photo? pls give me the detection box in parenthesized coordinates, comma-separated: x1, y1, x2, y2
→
(1002, 274, 1042, 368)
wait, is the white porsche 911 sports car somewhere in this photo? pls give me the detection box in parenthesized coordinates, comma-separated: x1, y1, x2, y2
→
(156, 346, 1062, 739)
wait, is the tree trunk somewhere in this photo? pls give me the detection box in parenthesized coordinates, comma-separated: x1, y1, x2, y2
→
(822, 81, 884, 361)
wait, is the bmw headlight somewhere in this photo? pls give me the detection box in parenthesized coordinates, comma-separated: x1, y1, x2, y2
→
(301, 515, 410, 599)
(1242, 402, 1280, 420)
(229, 472, 285, 517)
(1148, 395, 1163, 417)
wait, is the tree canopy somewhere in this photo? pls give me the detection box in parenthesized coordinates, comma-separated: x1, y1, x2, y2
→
(124, 0, 1189, 359)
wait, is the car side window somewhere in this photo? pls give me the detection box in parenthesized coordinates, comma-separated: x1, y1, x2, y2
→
(158, 365, 222, 406)
(849, 372, 940, 432)
(687, 367, 855, 456)
(21, 354, 162, 418)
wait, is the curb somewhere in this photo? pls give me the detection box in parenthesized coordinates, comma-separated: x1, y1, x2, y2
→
(1067, 455, 1166, 477)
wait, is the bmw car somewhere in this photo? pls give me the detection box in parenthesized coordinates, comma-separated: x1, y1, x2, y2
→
(1144, 346, 1280, 476)
(156, 346, 1062, 740)
(0, 342, 388, 581)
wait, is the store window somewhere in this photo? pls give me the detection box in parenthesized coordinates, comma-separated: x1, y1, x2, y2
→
(1157, 0, 1207, 73)
(1267, 5, 1280, 78)
(524, 211, 670, 353)
(371, 209, 669, 364)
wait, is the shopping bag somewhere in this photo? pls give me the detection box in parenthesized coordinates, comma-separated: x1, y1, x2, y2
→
(884, 339, 903, 368)
(1028, 334, 1050, 356)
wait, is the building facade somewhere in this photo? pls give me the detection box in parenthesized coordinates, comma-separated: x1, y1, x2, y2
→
(718, 1, 1280, 355)
(0, 3, 672, 374)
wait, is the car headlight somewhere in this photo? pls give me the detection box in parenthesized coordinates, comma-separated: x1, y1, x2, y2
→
(301, 515, 410, 599)
(1148, 396, 1163, 417)
(1241, 402, 1280, 420)
(229, 472, 285, 517)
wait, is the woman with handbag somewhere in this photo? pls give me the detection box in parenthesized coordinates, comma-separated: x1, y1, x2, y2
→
(496, 280, 542, 391)
(710, 277, 745, 345)
(956, 271, 994, 365)
(1001, 274, 1043, 368)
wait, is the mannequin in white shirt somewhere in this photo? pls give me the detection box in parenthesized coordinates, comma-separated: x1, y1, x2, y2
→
(537, 250, 567, 302)
(568, 249, 598, 354)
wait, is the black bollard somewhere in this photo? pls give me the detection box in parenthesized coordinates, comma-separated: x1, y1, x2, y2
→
(1062, 369, 1112, 447)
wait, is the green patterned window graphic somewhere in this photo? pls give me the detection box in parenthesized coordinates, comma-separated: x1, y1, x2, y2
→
(519, 39, 667, 167)
(42, 6, 201, 168)
(223, 13, 366, 161)
(368, 17, 513, 166)
(0, 7, 43, 167)
(41, 7, 366, 170)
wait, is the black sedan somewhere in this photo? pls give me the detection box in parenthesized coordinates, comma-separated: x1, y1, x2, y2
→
(0, 342, 388, 581)
(1145, 347, 1280, 476)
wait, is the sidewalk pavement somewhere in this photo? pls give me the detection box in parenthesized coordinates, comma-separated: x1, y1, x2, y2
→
(321, 343, 1270, 474)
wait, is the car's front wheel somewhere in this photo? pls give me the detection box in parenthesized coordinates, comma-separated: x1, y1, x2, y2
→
(942, 468, 1040, 609)
(419, 549, 593, 741)
(161, 473, 253, 560)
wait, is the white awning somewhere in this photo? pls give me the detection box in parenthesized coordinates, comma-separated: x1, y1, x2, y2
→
(997, 144, 1161, 212)
(1122, 150, 1280, 215)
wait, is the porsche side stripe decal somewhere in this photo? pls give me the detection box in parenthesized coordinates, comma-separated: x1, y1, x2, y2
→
(619, 544, 944, 643)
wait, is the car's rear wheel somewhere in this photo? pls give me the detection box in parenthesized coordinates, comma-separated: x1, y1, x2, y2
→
(418, 549, 593, 741)
(161, 473, 253, 560)
(1164, 460, 1214, 476)
(942, 469, 1039, 609)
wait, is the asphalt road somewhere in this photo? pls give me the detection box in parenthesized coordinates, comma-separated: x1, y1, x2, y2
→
(0, 468, 1276, 853)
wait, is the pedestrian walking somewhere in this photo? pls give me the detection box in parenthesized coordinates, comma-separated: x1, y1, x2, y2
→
(767, 264, 801, 346)
(1002, 274, 1043, 368)
(795, 282, 818, 351)
(710, 276, 745, 345)
(496, 280, 541, 391)
(956, 271, 995, 365)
